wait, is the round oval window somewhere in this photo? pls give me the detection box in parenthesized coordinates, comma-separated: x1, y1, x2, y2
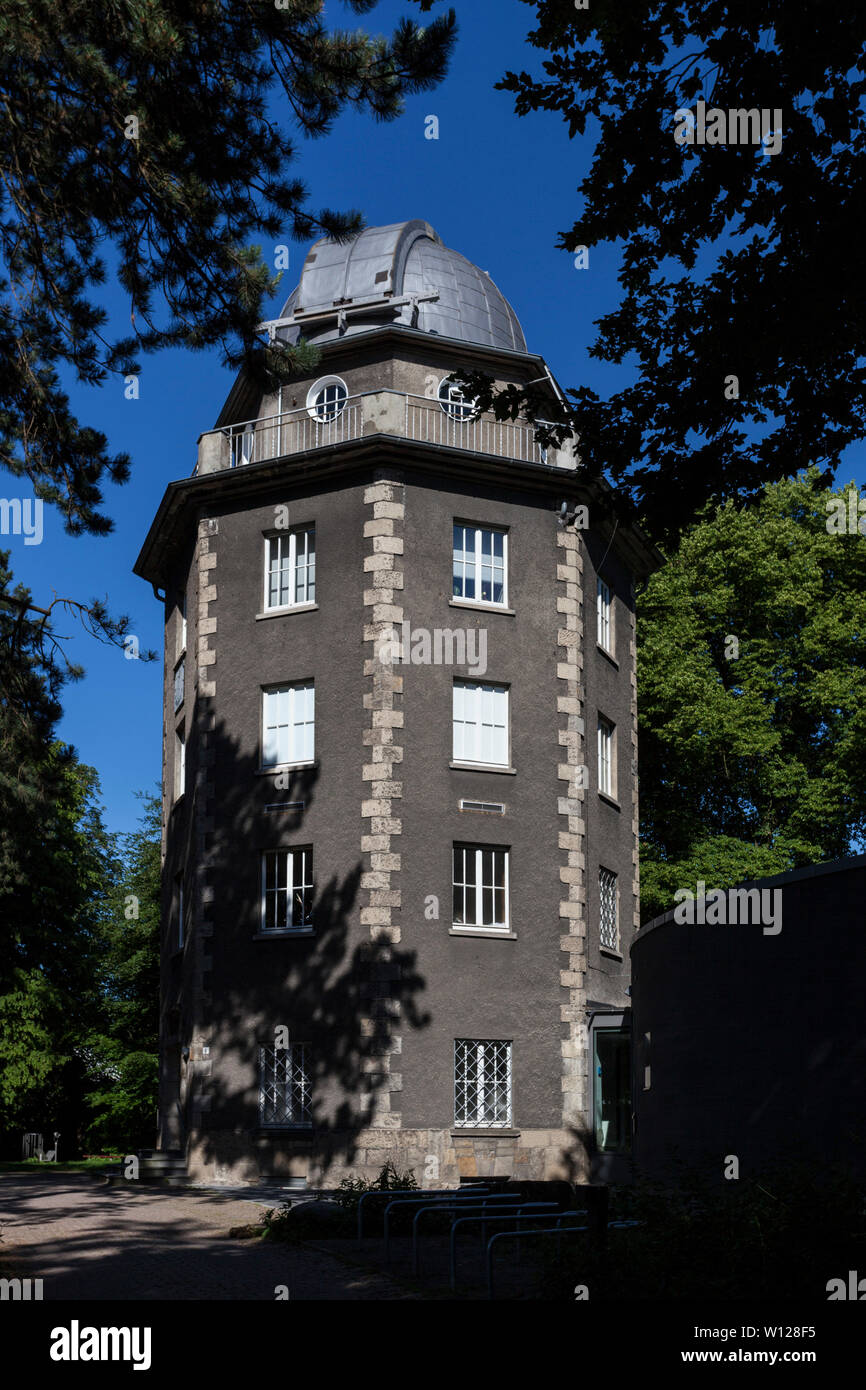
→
(437, 376, 476, 421)
(307, 377, 347, 422)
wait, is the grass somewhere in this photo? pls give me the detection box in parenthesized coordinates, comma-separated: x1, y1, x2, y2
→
(0, 1156, 121, 1173)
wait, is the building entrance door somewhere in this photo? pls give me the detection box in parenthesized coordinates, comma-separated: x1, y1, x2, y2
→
(591, 1015, 632, 1155)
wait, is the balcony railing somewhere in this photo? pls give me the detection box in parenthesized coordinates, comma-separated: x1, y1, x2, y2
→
(196, 390, 573, 475)
(227, 398, 364, 468)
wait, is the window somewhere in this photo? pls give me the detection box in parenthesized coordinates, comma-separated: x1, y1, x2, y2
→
(175, 873, 185, 950)
(306, 376, 347, 422)
(455, 1039, 512, 1128)
(597, 716, 615, 798)
(453, 681, 509, 767)
(438, 376, 477, 420)
(597, 576, 612, 654)
(262, 682, 314, 767)
(232, 425, 256, 468)
(173, 658, 185, 712)
(453, 845, 509, 931)
(599, 867, 619, 951)
(264, 526, 316, 611)
(261, 847, 314, 933)
(174, 728, 185, 800)
(178, 590, 187, 656)
(452, 524, 507, 606)
(259, 1043, 312, 1126)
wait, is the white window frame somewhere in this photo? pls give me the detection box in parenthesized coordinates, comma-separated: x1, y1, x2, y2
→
(174, 727, 185, 801)
(452, 681, 509, 768)
(306, 375, 347, 423)
(261, 847, 314, 934)
(178, 590, 187, 657)
(261, 682, 315, 768)
(599, 866, 620, 952)
(597, 716, 615, 798)
(452, 844, 510, 932)
(597, 575, 613, 655)
(263, 526, 316, 612)
(259, 1042, 312, 1127)
(454, 1038, 513, 1128)
(452, 523, 508, 608)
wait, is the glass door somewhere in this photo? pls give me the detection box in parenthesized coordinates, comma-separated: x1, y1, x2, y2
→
(593, 1025, 632, 1153)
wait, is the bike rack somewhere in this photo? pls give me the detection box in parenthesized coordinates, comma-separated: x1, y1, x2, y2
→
(356, 1187, 490, 1243)
(450, 1209, 588, 1291)
(413, 1201, 558, 1277)
(487, 1223, 590, 1299)
(382, 1191, 514, 1262)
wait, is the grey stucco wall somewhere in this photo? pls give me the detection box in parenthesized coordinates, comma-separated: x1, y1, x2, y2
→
(582, 531, 638, 1006)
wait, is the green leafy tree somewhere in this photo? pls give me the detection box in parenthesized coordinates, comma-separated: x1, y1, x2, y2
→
(0, 551, 151, 885)
(0, 550, 136, 1151)
(0, 0, 456, 533)
(0, 751, 113, 1150)
(462, 1, 866, 542)
(84, 794, 160, 1151)
(637, 472, 866, 920)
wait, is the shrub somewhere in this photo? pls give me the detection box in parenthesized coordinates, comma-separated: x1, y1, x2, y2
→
(332, 1161, 418, 1212)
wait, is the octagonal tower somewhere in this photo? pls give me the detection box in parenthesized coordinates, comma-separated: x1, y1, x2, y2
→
(135, 220, 659, 1188)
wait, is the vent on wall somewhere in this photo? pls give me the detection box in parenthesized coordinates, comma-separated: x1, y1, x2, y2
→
(459, 799, 505, 815)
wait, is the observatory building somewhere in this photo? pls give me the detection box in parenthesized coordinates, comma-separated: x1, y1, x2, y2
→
(135, 220, 658, 1186)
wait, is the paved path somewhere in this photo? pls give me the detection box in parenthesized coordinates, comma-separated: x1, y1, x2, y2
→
(0, 1174, 417, 1300)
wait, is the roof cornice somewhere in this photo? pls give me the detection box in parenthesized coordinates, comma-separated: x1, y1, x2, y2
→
(134, 432, 663, 589)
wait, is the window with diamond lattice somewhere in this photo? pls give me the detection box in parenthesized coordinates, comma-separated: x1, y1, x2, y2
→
(259, 1043, 311, 1127)
(454, 1039, 512, 1128)
(599, 867, 619, 951)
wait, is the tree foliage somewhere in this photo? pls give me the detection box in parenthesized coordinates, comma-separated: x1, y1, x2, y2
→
(0, 751, 113, 1144)
(637, 472, 866, 920)
(0, 0, 455, 533)
(0, 548, 158, 1148)
(84, 793, 161, 1151)
(484, 1, 866, 542)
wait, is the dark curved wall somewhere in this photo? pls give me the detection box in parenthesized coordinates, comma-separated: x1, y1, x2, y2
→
(631, 857, 866, 1181)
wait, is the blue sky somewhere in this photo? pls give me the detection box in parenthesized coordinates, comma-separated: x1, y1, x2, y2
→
(5, 0, 864, 838)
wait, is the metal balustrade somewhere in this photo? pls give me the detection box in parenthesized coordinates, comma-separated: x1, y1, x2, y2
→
(227, 399, 364, 468)
(404, 395, 548, 464)
(196, 390, 563, 476)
